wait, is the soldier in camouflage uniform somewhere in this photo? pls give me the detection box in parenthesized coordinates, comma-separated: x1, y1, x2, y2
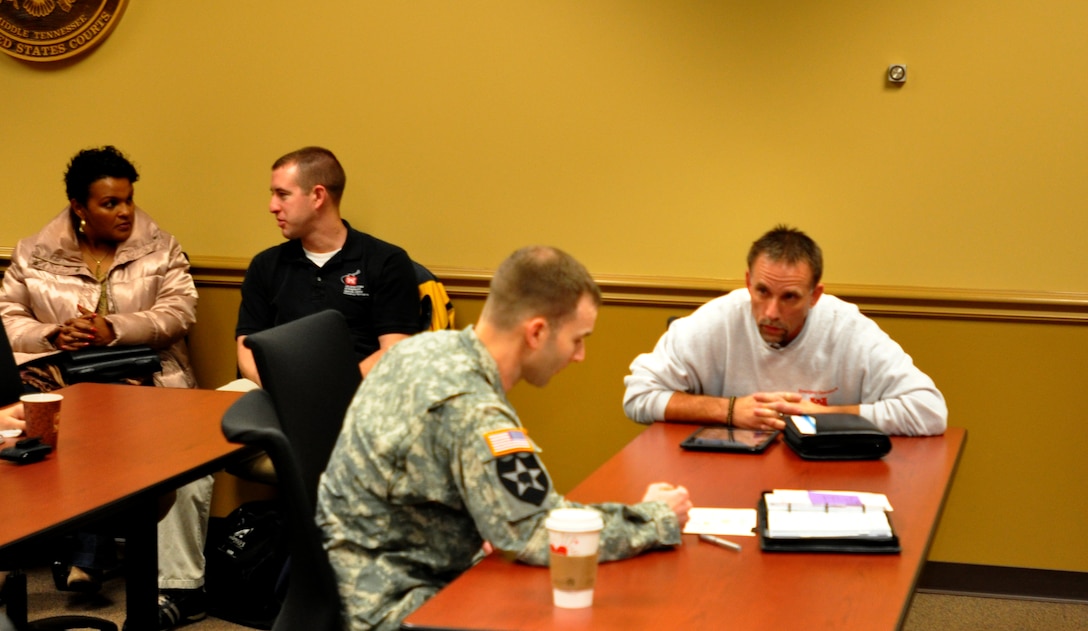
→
(317, 245, 692, 631)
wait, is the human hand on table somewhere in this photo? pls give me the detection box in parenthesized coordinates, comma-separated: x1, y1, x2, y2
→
(753, 393, 858, 424)
(642, 482, 692, 527)
(732, 392, 809, 430)
(0, 403, 26, 432)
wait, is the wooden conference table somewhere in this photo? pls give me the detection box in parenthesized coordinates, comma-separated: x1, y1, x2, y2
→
(403, 423, 966, 631)
(0, 383, 245, 629)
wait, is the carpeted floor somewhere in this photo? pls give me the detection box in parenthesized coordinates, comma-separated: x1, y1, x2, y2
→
(5, 564, 1088, 630)
(4, 564, 249, 630)
(904, 592, 1088, 631)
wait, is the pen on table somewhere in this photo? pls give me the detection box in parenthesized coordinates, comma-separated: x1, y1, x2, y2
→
(699, 533, 742, 552)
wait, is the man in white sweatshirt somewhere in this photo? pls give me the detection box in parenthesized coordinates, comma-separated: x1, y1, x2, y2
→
(623, 225, 946, 436)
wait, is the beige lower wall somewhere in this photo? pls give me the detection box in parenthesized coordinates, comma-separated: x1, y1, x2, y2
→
(871, 315, 1088, 571)
(189, 285, 244, 390)
(176, 272, 1088, 573)
(2, 254, 1082, 570)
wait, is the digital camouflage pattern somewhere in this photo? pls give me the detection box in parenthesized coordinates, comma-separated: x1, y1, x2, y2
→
(316, 326, 681, 630)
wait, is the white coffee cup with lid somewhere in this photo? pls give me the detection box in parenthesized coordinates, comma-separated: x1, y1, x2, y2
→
(545, 507, 604, 608)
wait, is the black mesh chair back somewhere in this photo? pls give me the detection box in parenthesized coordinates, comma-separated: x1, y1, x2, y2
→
(221, 390, 342, 631)
(242, 309, 362, 507)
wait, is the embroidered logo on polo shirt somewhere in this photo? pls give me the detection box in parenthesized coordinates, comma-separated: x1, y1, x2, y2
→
(341, 270, 369, 297)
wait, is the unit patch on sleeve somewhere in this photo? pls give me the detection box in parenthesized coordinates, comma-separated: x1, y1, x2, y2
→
(495, 452, 549, 506)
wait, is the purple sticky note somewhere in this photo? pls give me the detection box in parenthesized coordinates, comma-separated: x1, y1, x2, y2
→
(808, 492, 863, 507)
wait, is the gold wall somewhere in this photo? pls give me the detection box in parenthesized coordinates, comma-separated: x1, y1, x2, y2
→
(3, 2, 1087, 572)
(4, 3, 1088, 290)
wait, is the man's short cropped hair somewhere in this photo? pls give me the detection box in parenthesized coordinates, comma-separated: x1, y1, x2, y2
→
(483, 246, 602, 330)
(746, 225, 823, 287)
(272, 146, 346, 205)
(65, 145, 139, 206)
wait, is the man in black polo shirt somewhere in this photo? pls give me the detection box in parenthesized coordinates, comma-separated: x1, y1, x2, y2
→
(236, 146, 420, 384)
(149, 148, 419, 630)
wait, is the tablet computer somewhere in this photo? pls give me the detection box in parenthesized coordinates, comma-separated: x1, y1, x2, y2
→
(679, 426, 779, 454)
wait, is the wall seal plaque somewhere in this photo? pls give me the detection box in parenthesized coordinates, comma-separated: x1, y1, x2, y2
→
(1, 0, 128, 62)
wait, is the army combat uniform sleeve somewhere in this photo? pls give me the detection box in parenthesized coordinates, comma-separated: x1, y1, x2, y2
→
(449, 405, 682, 567)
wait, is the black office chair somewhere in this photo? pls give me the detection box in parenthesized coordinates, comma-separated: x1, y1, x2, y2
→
(221, 309, 362, 630)
(243, 309, 361, 502)
(221, 388, 344, 631)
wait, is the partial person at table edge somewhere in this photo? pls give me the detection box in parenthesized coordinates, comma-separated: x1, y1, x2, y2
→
(0, 404, 24, 433)
(317, 246, 692, 631)
(623, 225, 947, 436)
(0, 314, 25, 435)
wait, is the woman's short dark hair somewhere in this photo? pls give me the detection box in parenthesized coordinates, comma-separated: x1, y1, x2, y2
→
(64, 146, 139, 206)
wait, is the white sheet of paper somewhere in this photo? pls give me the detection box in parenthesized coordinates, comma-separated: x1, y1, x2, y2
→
(681, 508, 757, 537)
(766, 509, 892, 538)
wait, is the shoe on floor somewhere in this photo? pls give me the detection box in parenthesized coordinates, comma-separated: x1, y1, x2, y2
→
(51, 561, 102, 594)
(123, 588, 207, 630)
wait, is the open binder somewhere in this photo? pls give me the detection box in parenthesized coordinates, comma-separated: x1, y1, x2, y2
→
(757, 490, 901, 554)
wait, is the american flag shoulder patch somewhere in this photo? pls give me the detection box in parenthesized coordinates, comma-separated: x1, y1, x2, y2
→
(484, 428, 533, 456)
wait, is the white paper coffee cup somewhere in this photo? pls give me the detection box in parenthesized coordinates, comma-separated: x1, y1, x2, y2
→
(545, 507, 604, 608)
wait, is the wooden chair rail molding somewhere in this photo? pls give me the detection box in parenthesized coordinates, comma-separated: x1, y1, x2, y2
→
(3, 251, 1088, 323)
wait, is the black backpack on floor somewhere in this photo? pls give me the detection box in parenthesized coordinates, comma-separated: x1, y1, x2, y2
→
(204, 500, 289, 629)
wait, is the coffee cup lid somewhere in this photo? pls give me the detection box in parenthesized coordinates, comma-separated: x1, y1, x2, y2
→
(545, 508, 604, 533)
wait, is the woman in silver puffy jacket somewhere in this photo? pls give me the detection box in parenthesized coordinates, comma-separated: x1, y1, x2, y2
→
(0, 145, 197, 390)
(0, 146, 199, 597)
